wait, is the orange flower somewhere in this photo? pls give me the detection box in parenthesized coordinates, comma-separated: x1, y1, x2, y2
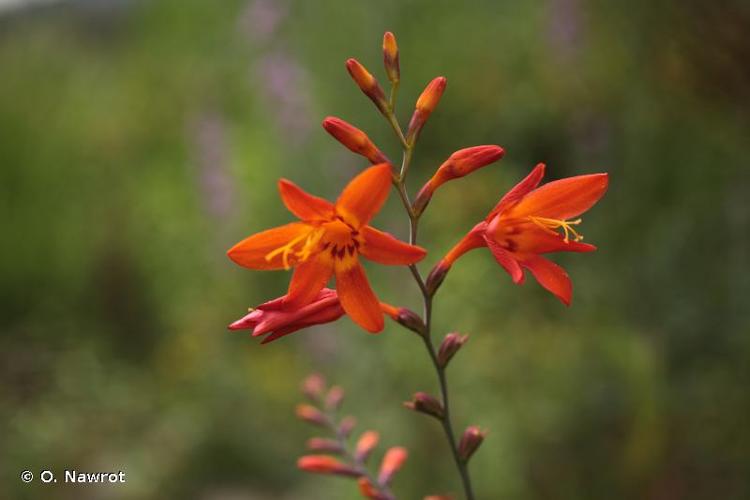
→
(297, 455, 359, 477)
(228, 164, 426, 332)
(378, 446, 408, 485)
(435, 163, 608, 305)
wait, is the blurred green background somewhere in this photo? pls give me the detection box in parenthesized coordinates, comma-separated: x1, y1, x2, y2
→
(2, 0, 749, 499)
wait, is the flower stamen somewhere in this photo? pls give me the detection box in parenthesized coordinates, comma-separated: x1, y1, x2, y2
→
(529, 216, 584, 243)
(265, 228, 324, 269)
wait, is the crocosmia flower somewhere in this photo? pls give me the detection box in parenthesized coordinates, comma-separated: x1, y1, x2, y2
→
(436, 163, 608, 305)
(229, 289, 344, 343)
(227, 164, 426, 332)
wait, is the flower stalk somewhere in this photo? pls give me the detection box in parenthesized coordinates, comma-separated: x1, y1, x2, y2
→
(381, 87, 476, 500)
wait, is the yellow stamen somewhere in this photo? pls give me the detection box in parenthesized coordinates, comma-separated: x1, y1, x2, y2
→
(264, 228, 324, 270)
(529, 216, 584, 243)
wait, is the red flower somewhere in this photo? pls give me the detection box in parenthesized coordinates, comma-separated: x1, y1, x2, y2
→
(229, 289, 344, 344)
(437, 163, 608, 305)
(228, 164, 426, 332)
(229, 288, 410, 343)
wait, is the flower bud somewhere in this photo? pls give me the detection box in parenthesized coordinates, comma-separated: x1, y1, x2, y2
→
(339, 416, 357, 438)
(302, 373, 326, 401)
(296, 404, 328, 427)
(325, 385, 345, 411)
(355, 430, 380, 463)
(298, 455, 359, 477)
(425, 260, 451, 296)
(398, 308, 426, 335)
(404, 392, 444, 419)
(406, 77, 446, 145)
(458, 426, 486, 462)
(436, 145, 505, 183)
(307, 437, 344, 454)
(383, 31, 400, 84)
(378, 446, 408, 485)
(414, 146, 504, 216)
(359, 477, 390, 500)
(437, 332, 469, 368)
(322, 117, 389, 164)
(346, 58, 389, 115)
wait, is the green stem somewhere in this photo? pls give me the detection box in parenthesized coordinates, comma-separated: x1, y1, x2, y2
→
(383, 97, 476, 500)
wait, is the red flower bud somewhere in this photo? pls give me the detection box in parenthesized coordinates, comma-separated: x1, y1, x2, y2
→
(437, 332, 469, 368)
(383, 31, 400, 84)
(346, 58, 388, 115)
(298, 455, 359, 477)
(406, 77, 446, 144)
(358, 477, 390, 500)
(355, 430, 380, 463)
(307, 437, 344, 454)
(425, 260, 451, 296)
(339, 416, 357, 438)
(296, 404, 328, 427)
(322, 117, 389, 164)
(404, 392, 444, 419)
(378, 446, 408, 485)
(325, 385, 345, 411)
(301, 373, 326, 401)
(414, 146, 504, 215)
(458, 426, 486, 462)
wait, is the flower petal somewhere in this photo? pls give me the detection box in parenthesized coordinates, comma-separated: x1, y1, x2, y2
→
(278, 179, 335, 221)
(483, 234, 525, 284)
(335, 261, 384, 333)
(490, 220, 597, 255)
(487, 163, 545, 220)
(443, 222, 487, 266)
(360, 226, 426, 265)
(510, 173, 609, 220)
(335, 163, 393, 228)
(520, 255, 572, 305)
(227, 222, 310, 270)
(284, 257, 334, 309)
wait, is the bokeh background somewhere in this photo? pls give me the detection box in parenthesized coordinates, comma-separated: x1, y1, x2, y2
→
(2, 0, 749, 499)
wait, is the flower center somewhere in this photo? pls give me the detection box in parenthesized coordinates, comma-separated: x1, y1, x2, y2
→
(528, 216, 584, 243)
(265, 227, 325, 270)
(320, 219, 363, 267)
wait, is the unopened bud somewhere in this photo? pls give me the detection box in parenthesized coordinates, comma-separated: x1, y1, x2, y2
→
(355, 430, 380, 463)
(298, 455, 359, 477)
(339, 416, 357, 438)
(322, 117, 389, 164)
(378, 447, 408, 485)
(346, 58, 388, 115)
(425, 261, 451, 296)
(325, 385, 345, 411)
(396, 307, 426, 335)
(383, 32, 400, 84)
(307, 437, 344, 454)
(412, 182, 434, 218)
(404, 392, 444, 419)
(406, 77, 447, 145)
(458, 426, 486, 462)
(302, 373, 326, 401)
(296, 404, 328, 427)
(437, 333, 469, 368)
(359, 477, 390, 500)
(431, 145, 505, 191)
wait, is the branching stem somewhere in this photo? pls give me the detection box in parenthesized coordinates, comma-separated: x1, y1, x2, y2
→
(383, 99, 476, 500)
